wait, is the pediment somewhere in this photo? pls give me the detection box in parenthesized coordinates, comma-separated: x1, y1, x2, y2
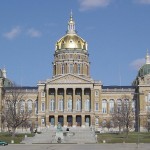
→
(47, 74, 93, 84)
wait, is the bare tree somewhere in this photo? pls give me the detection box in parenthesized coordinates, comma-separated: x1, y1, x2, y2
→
(112, 95, 135, 136)
(2, 87, 31, 137)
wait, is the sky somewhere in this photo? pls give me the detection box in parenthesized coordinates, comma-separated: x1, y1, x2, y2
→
(0, 0, 150, 86)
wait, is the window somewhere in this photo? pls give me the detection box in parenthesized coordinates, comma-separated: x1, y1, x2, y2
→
(117, 99, 122, 112)
(76, 99, 81, 111)
(50, 99, 55, 111)
(69, 64, 73, 73)
(109, 99, 114, 113)
(124, 99, 129, 111)
(20, 100, 25, 113)
(77, 64, 80, 74)
(67, 99, 72, 111)
(95, 103, 99, 111)
(85, 99, 90, 111)
(102, 100, 107, 114)
(61, 64, 65, 74)
(27, 100, 32, 113)
(41, 102, 45, 112)
(58, 99, 63, 111)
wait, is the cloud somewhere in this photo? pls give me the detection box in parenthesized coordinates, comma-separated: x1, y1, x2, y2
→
(135, 0, 150, 4)
(3, 26, 21, 40)
(27, 28, 41, 38)
(78, 0, 111, 11)
(130, 58, 145, 70)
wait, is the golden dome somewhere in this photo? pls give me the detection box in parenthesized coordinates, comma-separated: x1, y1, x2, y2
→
(55, 13, 87, 51)
(56, 34, 87, 50)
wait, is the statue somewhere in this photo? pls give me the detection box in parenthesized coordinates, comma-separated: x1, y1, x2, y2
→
(57, 122, 62, 132)
(55, 122, 63, 143)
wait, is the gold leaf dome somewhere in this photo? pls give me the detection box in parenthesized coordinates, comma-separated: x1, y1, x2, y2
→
(55, 13, 87, 51)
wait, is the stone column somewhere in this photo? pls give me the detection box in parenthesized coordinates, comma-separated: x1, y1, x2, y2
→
(73, 115, 76, 127)
(73, 88, 76, 112)
(64, 88, 67, 112)
(46, 88, 49, 114)
(90, 89, 94, 112)
(38, 116, 41, 128)
(63, 115, 67, 127)
(46, 115, 49, 127)
(82, 88, 84, 112)
(107, 101, 109, 114)
(55, 115, 58, 127)
(82, 115, 85, 127)
(55, 88, 58, 112)
(32, 101, 35, 116)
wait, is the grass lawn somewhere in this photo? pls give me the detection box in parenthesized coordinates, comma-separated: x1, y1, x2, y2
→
(96, 132, 150, 143)
(0, 132, 35, 144)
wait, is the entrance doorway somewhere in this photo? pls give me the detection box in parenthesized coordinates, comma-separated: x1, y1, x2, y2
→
(58, 116, 64, 126)
(76, 115, 81, 126)
(49, 116, 55, 126)
(67, 115, 72, 126)
(85, 115, 90, 126)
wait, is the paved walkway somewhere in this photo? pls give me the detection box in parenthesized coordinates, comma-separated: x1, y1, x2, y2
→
(2, 144, 150, 150)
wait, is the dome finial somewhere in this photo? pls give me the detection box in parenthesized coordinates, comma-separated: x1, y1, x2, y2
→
(146, 49, 150, 64)
(67, 11, 76, 34)
(70, 9, 73, 19)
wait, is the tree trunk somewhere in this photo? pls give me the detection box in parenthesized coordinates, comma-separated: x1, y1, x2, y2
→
(12, 127, 16, 137)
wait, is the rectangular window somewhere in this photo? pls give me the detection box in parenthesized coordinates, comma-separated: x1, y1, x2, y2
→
(50, 100, 55, 111)
(95, 103, 99, 111)
(41, 102, 45, 112)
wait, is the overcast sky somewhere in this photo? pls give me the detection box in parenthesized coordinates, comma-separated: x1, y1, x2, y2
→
(0, 0, 150, 86)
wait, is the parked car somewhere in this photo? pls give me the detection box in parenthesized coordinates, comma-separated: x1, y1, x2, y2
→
(0, 140, 8, 146)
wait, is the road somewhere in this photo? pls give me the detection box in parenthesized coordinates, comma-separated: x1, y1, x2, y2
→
(0, 143, 150, 150)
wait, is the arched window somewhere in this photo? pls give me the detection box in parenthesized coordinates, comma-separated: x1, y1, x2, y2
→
(67, 99, 72, 111)
(27, 100, 32, 113)
(117, 99, 122, 112)
(124, 99, 129, 111)
(50, 99, 55, 111)
(109, 99, 114, 113)
(77, 64, 80, 74)
(58, 99, 63, 111)
(20, 100, 25, 113)
(102, 100, 107, 114)
(85, 99, 90, 111)
(76, 99, 81, 111)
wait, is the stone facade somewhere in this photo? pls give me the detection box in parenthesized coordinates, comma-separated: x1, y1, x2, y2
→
(0, 14, 150, 132)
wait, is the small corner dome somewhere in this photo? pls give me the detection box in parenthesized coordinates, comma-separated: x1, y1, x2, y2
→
(138, 64, 150, 77)
(55, 34, 87, 51)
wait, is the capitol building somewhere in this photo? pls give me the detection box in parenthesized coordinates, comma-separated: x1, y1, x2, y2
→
(0, 14, 150, 132)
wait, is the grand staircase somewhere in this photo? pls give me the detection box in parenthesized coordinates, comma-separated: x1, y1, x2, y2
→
(21, 127, 96, 144)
